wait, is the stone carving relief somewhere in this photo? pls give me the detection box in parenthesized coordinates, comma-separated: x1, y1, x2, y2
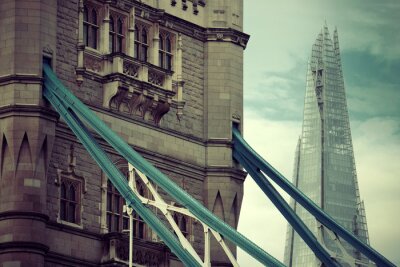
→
(170, 0, 204, 14)
(84, 55, 103, 73)
(104, 235, 165, 267)
(123, 61, 139, 78)
(148, 70, 164, 87)
(109, 88, 171, 125)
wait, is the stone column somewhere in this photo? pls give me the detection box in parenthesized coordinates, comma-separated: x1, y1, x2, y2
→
(151, 23, 160, 66)
(101, 3, 110, 54)
(0, 0, 58, 265)
(127, 7, 136, 58)
(203, 1, 248, 265)
(76, 0, 85, 85)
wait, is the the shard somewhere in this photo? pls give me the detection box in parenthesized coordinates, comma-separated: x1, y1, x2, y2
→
(283, 24, 370, 266)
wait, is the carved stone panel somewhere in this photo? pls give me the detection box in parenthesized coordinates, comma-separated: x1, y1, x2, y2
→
(109, 85, 172, 125)
(102, 233, 168, 267)
(84, 54, 103, 73)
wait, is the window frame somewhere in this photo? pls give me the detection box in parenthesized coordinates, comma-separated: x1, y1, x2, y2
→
(109, 14, 126, 53)
(159, 32, 174, 71)
(134, 23, 149, 62)
(104, 164, 148, 239)
(57, 175, 84, 227)
(173, 212, 191, 239)
(106, 179, 130, 232)
(83, 5, 99, 49)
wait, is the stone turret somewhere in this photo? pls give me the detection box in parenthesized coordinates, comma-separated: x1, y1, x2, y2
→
(0, 0, 58, 265)
(0, 0, 249, 266)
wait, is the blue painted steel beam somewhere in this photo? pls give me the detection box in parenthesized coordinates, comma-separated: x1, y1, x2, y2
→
(233, 150, 339, 267)
(43, 85, 201, 267)
(43, 64, 285, 267)
(232, 128, 395, 267)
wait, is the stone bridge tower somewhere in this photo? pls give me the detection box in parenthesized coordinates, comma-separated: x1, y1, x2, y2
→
(0, 0, 249, 266)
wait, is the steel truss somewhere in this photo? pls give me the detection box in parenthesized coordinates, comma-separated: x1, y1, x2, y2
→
(43, 63, 395, 267)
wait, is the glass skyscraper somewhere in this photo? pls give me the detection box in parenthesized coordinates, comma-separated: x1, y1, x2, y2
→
(283, 24, 369, 267)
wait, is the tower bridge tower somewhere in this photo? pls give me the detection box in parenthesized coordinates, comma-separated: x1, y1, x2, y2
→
(0, 0, 249, 266)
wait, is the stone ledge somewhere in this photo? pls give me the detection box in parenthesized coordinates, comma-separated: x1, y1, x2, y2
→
(0, 241, 49, 255)
(0, 74, 42, 86)
(0, 104, 59, 121)
(0, 211, 49, 222)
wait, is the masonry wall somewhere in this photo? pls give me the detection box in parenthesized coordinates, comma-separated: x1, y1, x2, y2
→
(0, 0, 249, 266)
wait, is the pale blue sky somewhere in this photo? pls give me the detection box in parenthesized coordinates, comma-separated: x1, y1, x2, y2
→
(238, 1, 400, 266)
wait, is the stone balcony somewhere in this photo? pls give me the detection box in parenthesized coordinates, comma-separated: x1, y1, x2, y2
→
(79, 50, 183, 125)
(102, 232, 170, 267)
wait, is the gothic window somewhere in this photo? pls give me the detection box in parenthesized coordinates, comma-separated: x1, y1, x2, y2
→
(173, 212, 190, 239)
(60, 178, 81, 224)
(106, 179, 129, 232)
(132, 180, 146, 239)
(159, 33, 173, 71)
(106, 171, 147, 239)
(109, 16, 115, 53)
(117, 18, 124, 52)
(83, 5, 99, 49)
(109, 16, 125, 53)
(134, 24, 148, 62)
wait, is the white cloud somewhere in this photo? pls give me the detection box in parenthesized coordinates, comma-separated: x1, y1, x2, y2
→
(352, 118, 400, 263)
(237, 114, 400, 265)
(239, 1, 400, 265)
(238, 113, 301, 266)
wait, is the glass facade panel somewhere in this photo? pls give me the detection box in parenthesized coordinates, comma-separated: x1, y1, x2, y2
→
(284, 25, 369, 267)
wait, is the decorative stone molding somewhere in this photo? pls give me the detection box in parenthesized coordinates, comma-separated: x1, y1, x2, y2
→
(106, 81, 174, 125)
(168, 0, 204, 15)
(205, 28, 250, 49)
(54, 143, 87, 194)
(102, 233, 168, 266)
(148, 69, 165, 87)
(123, 59, 139, 78)
(84, 53, 103, 74)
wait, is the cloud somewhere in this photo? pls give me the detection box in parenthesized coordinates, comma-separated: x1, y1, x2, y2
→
(244, 61, 306, 121)
(352, 117, 400, 264)
(240, 1, 400, 265)
(238, 115, 301, 266)
(237, 115, 400, 266)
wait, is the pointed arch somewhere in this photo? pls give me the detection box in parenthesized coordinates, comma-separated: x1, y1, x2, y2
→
(229, 193, 238, 228)
(91, 9, 97, 25)
(1, 134, 12, 178)
(16, 132, 32, 177)
(35, 136, 48, 178)
(212, 190, 225, 221)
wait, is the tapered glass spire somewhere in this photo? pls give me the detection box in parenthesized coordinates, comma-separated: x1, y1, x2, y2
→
(283, 25, 369, 267)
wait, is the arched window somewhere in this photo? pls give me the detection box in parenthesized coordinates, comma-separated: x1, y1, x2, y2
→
(181, 216, 188, 238)
(166, 37, 172, 71)
(59, 179, 80, 224)
(68, 185, 77, 222)
(132, 178, 146, 238)
(117, 18, 124, 52)
(60, 183, 67, 220)
(105, 164, 146, 238)
(90, 9, 98, 48)
(109, 16, 115, 53)
(134, 24, 148, 62)
(159, 33, 173, 71)
(173, 213, 190, 239)
(83, 7, 89, 46)
(159, 34, 164, 68)
(83, 5, 98, 49)
(109, 16, 125, 53)
(134, 25, 140, 59)
(106, 179, 129, 232)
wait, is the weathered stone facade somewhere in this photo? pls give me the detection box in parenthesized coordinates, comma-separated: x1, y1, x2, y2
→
(0, 0, 249, 266)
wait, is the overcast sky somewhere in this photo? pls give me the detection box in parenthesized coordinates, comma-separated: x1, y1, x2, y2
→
(237, 1, 400, 266)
